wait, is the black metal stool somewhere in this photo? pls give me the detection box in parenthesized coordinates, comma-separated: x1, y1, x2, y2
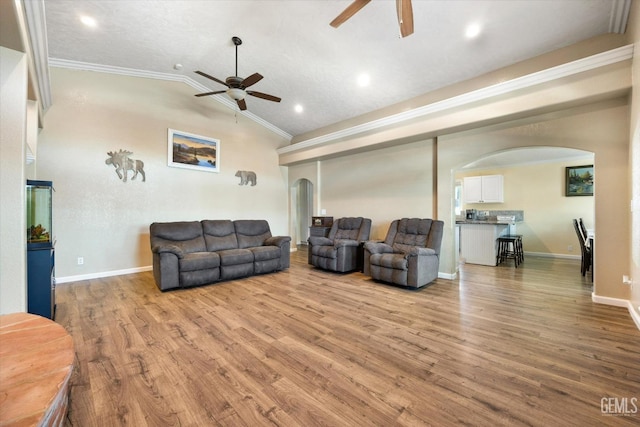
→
(496, 235, 523, 267)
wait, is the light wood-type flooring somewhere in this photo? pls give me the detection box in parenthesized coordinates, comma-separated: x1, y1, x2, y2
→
(56, 249, 640, 426)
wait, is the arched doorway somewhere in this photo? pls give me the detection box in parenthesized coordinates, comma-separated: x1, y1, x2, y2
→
(291, 178, 314, 248)
(453, 146, 594, 272)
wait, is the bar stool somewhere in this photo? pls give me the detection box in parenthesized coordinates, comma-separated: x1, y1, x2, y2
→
(496, 235, 523, 267)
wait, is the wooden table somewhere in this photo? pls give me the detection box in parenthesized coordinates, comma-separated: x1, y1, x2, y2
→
(0, 312, 74, 427)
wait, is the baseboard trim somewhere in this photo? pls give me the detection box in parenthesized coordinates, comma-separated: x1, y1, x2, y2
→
(591, 292, 628, 307)
(592, 293, 640, 331)
(627, 301, 640, 330)
(439, 272, 457, 280)
(56, 266, 153, 284)
(524, 251, 581, 260)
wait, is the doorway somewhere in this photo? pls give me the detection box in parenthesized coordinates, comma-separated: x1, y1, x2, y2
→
(293, 178, 313, 246)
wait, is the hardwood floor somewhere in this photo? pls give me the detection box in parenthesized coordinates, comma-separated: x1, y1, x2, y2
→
(56, 249, 640, 426)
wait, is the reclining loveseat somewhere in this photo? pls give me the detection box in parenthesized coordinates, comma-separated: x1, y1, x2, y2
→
(150, 219, 291, 291)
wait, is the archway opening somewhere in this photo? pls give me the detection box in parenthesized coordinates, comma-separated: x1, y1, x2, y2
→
(453, 146, 594, 272)
(291, 178, 314, 248)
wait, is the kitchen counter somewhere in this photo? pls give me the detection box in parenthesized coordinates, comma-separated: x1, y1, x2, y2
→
(458, 221, 519, 266)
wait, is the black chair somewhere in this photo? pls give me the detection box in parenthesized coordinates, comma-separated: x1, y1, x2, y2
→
(573, 219, 591, 276)
(579, 218, 590, 248)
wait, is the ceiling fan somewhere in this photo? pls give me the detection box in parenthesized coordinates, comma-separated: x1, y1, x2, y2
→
(330, 0, 414, 38)
(194, 36, 281, 111)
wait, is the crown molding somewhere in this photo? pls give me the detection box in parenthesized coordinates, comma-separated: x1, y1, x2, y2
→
(277, 44, 634, 155)
(22, 0, 52, 111)
(609, 0, 632, 33)
(47, 58, 293, 141)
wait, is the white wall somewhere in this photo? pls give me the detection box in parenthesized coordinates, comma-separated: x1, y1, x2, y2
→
(37, 68, 290, 281)
(627, 0, 640, 323)
(0, 47, 28, 314)
(291, 140, 435, 242)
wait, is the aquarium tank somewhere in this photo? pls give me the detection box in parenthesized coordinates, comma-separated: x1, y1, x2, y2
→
(26, 180, 53, 248)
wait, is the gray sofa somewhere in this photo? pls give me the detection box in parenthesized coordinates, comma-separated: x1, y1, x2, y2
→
(308, 217, 372, 272)
(150, 220, 291, 291)
(364, 218, 444, 288)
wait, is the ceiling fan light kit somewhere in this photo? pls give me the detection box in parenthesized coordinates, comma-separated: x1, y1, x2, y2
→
(227, 88, 246, 101)
(194, 36, 281, 111)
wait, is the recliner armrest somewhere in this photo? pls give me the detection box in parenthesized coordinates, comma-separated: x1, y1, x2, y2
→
(334, 239, 358, 248)
(308, 236, 333, 246)
(364, 241, 393, 254)
(151, 244, 184, 258)
(408, 247, 437, 257)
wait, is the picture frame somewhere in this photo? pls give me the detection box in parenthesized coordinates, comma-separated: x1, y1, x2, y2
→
(168, 128, 219, 173)
(566, 165, 593, 196)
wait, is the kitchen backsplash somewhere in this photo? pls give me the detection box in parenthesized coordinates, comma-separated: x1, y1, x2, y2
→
(475, 210, 524, 221)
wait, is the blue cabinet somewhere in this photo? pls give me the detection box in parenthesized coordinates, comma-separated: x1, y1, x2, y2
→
(27, 246, 55, 319)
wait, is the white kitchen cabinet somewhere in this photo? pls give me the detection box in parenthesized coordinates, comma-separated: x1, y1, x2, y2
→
(463, 175, 504, 203)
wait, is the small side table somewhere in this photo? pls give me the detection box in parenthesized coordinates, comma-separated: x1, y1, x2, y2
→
(0, 312, 75, 426)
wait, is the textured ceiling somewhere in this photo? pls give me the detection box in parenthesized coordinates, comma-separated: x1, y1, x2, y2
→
(43, 0, 625, 139)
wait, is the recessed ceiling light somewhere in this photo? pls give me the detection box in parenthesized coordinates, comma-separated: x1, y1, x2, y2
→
(80, 15, 97, 28)
(357, 74, 370, 87)
(465, 23, 481, 39)
(294, 104, 304, 113)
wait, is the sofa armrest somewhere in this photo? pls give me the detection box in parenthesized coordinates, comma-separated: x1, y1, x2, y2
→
(264, 236, 291, 270)
(364, 241, 393, 254)
(408, 247, 437, 257)
(265, 235, 292, 248)
(308, 236, 333, 246)
(151, 244, 185, 258)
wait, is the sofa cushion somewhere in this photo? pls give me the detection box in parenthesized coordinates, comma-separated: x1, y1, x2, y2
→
(234, 220, 272, 249)
(250, 245, 281, 262)
(218, 248, 254, 266)
(150, 221, 206, 254)
(179, 252, 220, 272)
(202, 220, 238, 251)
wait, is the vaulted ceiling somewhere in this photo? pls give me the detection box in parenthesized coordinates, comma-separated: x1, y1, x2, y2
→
(43, 0, 631, 140)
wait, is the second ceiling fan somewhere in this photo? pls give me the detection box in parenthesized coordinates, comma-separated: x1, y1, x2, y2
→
(330, 0, 414, 38)
(194, 36, 281, 111)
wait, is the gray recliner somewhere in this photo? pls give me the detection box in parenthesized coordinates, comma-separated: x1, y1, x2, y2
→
(364, 218, 444, 288)
(308, 217, 372, 272)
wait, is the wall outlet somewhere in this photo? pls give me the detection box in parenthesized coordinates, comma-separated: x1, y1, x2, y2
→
(77, 257, 84, 265)
(321, 209, 327, 215)
(622, 275, 632, 285)
(567, 245, 573, 252)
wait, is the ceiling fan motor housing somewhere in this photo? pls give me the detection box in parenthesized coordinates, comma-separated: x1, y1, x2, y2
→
(226, 76, 244, 88)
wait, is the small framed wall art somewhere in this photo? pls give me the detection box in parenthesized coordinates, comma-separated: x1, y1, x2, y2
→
(565, 164, 593, 196)
(168, 128, 220, 173)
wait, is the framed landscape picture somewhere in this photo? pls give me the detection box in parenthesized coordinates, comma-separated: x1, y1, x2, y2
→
(168, 128, 219, 173)
(565, 165, 593, 196)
